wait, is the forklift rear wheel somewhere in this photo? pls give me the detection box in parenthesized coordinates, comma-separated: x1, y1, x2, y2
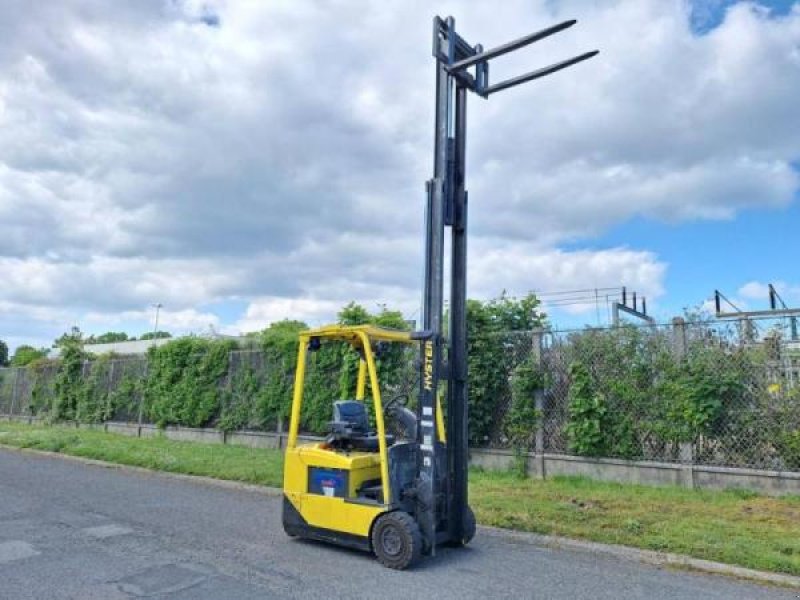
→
(371, 511, 422, 570)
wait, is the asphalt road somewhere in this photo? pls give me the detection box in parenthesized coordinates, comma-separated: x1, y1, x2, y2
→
(0, 449, 796, 600)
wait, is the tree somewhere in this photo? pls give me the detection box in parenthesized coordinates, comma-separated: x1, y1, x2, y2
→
(140, 331, 172, 341)
(11, 345, 48, 367)
(338, 302, 371, 326)
(86, 332, 129, 345)
(0, 339, 8, 367)
(52, 327, 87, 420)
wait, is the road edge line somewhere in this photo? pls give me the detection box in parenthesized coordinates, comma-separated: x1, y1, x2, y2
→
(478, 525, 800, 589)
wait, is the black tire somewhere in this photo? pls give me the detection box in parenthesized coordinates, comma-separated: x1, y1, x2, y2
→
(371, 511, 422, 570)
(446, 505, 477, 547)
(462, 505, 476, 545)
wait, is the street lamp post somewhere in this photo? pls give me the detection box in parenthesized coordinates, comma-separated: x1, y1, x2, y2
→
(151, 303, 163, 347)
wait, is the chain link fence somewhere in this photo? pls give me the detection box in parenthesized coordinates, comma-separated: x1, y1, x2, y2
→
(0, 345, 419, 434)
(2, 317, 799, 472)
(467, 330, 534, 448)
(531, 318, 800, 470)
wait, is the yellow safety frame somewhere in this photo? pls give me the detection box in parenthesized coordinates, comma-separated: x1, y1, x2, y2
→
(286, 325, 415, 506)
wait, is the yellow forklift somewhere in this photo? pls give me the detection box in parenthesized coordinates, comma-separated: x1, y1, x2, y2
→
(282, 16, 596, 569)
(282, 324, 457, 568)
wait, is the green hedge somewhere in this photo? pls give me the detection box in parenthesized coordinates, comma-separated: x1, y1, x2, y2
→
(466, 293, 545, 445)
(145, 337, 238, 428)
(11, 304, 800, 471)
(561, 325, 781, 464)
(18, 302, 429, 434)
(19, 296, 544, 438)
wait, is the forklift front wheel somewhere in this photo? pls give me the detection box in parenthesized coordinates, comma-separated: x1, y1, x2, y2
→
(462, 505, 476, 545)
(371, 511, 422, 570)
(446, 505, 477, 547)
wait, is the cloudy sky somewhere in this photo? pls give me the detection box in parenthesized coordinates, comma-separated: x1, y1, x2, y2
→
(1, 0, 799, 350)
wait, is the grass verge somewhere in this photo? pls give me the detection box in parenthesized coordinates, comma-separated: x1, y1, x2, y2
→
(1, 421, 798, 576)
(471, 468, 800, 577)
(0, 422, 283, 487)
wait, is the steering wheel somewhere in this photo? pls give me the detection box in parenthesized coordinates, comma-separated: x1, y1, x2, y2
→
(383, 391, 410, 415)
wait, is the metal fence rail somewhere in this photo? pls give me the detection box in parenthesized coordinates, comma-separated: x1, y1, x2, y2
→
(1, 317, 798, 473)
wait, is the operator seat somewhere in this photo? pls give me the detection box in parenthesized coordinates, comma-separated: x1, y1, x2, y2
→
(327, 400, 393, 452)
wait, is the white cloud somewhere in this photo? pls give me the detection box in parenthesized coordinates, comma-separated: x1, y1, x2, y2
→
(739, 280, 800, 305)
(85, 307, 220, 335)
(0, 1, 798, 345)
(738, 281, 771, 300)
(234, 297, 344, 333)
(0, 255, 240, 311)
(471, 244, 665, 298)
(470, 243, 666, 318)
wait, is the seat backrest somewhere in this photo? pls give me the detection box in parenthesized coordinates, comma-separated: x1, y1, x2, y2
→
(333, 400, 370, 434)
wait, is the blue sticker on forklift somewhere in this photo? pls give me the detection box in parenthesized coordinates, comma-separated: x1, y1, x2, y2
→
(308, 468, 347, 498)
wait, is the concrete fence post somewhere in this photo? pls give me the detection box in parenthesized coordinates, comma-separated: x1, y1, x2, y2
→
(137, 361, 148, 436)
(672, 317, 696, 488)
(9, 367, 20, 417)
(76, 360, 90, 425)
(531, 328, 546, 479)
(679, 440, 695, 489)
(106, 359, 116, 424)
(220, 352, 234, 445)
(671, 317, 687, 359)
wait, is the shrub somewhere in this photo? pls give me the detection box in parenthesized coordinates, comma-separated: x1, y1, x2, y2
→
(506, 355, 543, 451)
(10, 345, 48, 367)
(144, 337, 237, 428)
(75, 356, 113, 423)
(107, 375, 143, 422)
(28, 359, 59, 417)
(466, 293, 546, 446)
(565, 361, 608, 457)
(52, 328, 87, 421)
(776, 430, 800, 470)
(506, 355, 544, 477)
(218, 365, 261, 432)
(255, 319, 308, 429)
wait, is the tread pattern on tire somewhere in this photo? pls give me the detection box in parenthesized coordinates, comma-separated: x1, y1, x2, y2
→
(371, 511, 422, 570)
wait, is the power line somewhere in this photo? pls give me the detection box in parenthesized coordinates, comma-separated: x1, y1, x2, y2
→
(534, 286, 652, 326)
(542, 296, 622, 308)
(533, 286, 622, 297)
